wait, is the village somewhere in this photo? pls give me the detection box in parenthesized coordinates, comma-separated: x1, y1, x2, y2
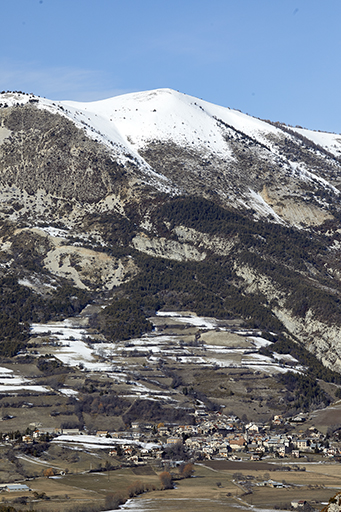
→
(2, 409, 341, 467)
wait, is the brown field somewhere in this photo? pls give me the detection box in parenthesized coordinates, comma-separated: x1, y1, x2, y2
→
(200, 331, 253, 347)
(310, 405, 341, 432)
(132, 462, 341, 512)
(1, 466, 160, 511)
(203, 460, 283, 471)
(1, 458, 340, 512)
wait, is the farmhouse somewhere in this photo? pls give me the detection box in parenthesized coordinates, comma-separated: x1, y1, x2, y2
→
(0, 484, 31, 492)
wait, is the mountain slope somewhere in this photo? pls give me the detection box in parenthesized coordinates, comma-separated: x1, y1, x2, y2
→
(1, 88, 341, 225)
(1, 88, 341, 371)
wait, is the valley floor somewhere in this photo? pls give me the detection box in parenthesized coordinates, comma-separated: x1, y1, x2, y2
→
(0, 310, 341, 510)
(0, 459, 340, 512)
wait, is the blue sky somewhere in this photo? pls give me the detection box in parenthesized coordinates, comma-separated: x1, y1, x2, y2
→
(1, 0, 341, 133)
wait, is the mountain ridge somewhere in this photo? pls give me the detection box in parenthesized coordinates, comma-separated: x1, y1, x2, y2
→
(2, 88, 341, 223)
(1, 88, 341, 372)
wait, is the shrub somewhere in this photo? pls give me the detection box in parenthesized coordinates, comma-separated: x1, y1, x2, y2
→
(180, 462, 194, 478)
(159, 471, 173, 489)
(43, 467, 55, 478)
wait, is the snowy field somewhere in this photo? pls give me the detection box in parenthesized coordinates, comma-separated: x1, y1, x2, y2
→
(0, 365, 49, 393)
(31, 320, 113, 372)
(52, 434, 158, 451)
(27, 311, 303, 402)
(0, 384, 49, 393)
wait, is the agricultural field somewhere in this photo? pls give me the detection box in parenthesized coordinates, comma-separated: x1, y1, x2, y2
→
(0, 310, 307, 428)
(0, 459, 340, 512)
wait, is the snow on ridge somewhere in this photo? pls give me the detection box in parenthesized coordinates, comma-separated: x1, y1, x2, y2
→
(55, 96, 178, 194)
(59, 89, 341, 167)
(2, 89, 339, 161)
(61, 88, 280, 159)
(0, 89, 294, 163)
(2, 89, 340, 200)
(0, 91, 33, 107)
(292, 161, 340, 195)
(0, 92, 176, 195)
(63, 88, 233, 157)
(289, 126, 341, 158)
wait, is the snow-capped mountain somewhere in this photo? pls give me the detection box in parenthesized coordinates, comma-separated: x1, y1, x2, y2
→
(1, 88, 341, 372)
(2, 88, 340, 225)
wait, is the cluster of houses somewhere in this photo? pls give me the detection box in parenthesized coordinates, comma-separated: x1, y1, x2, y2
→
(100, 412, 341, 462)
(43, 412, 340, 464)
(3, 412, 341, 464)
(189, 413, 340, 460)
